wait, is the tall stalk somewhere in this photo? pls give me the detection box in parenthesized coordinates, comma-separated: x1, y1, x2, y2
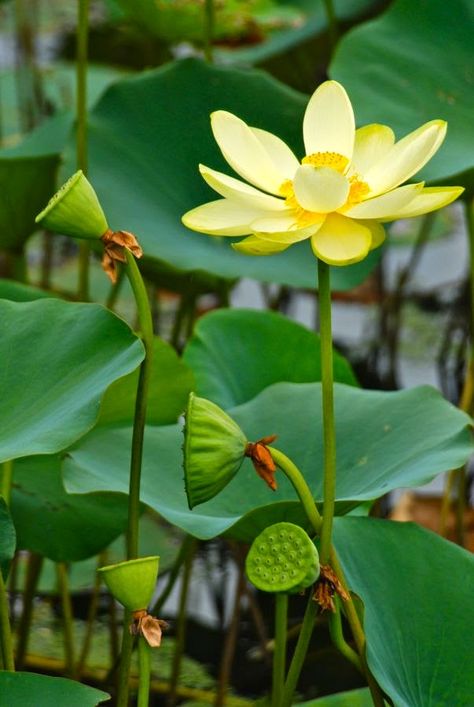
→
(440, 199, 474, 544)
(272, 593, 288, 707)
(167, 540, 196, 706)
(117, 250, 154, 707)
(0, 572, 14, 671)
(203, 0, 214, 63)
(1, 461, 13, 506)
(56, 563, 75, 678)
(317, 260, 337, 564)
(76, 0, 90, 301)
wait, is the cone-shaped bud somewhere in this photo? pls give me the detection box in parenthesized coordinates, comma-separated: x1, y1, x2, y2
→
(183, 393, 247, 509)
(246, 522, 320, 594)
(35, 170, 109, 240)
(98, 556, 159, 611)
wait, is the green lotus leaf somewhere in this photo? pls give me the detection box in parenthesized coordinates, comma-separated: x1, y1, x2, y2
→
(246, 522, 319, 593)
(64, 382, 473, 541)
(99, 335, 194, 426)
(9, 456, 129, 562)
(330, 0, 474, 188)
(0, 497, 16, 579)
(0, 298, 144, 464)
(99, 555, 159, 611)
(0, 278, 58, 301)
(183, 308, 357, 408)
(0, 672, 109, 706)
(334, 517, 474, 706)
(183, 394, 248, 509)
(296, 689, 374, 706)
(62, 58, 380, 291)
(0, 153, 58, 250)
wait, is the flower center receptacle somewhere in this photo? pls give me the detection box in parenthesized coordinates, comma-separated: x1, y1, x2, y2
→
(279, 152, 370, 227)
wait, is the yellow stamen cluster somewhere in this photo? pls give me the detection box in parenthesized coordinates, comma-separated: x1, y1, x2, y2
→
(347, 176, 370, 204)
(302, 151, 349, 173)
(279, 180, 323, 227)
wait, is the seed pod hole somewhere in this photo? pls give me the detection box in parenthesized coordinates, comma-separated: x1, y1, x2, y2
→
(246, 522, 320, 594)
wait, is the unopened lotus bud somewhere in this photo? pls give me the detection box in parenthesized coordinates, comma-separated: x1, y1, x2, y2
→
(183, 393, 247, 509)
(246, 522, 320, 594)
(35, 170, 109, 240)
(98, 556, 159, 612)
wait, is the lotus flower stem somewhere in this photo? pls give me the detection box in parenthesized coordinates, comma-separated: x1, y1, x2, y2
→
(1, 460, 13, 506)
(322, 0, 338, 50)
(137, 637, 152, 707)
(76, 0, 90, 301)
(167, 539, 196, 706)
(15, 552, 43, 670)
(116, 250, 154, 707)
(123, 249, 154, 559)
(280, 593, 316, 707)
(56, 562, 76, 678)
(328, 597, 362, 671)
(152, 535, 195, 615)
(317, 260, 337, 565)
(268, 447, 322, 533)
(204, 0, 214, 64)
(0, 572, 15, 671)
(272, 593, 288, 707)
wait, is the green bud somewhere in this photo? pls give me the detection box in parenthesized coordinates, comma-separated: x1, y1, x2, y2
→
(246, 522, 320, 594)
(98, 556, 159, 611)
(35, 170, 109, 240)
(183, 393, 247, 509)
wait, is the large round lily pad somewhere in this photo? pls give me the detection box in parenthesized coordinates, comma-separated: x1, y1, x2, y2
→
(0, 298, 144, 463)
(64, 382, 473, 541)
(0, 672, 109, 706)
(334, 517, 474, 706)
(63, 58, 379, 291)
(330, 0, 474, 188)
(297, 689, 374, 707)
(183, 308, 356, 408)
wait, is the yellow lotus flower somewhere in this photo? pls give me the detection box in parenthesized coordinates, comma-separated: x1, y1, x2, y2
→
(182, 81, 463, 266)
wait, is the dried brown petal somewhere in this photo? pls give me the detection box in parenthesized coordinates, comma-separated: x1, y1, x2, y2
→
(130, 609, 168, 648)
(313, 564, 350, 613)
(100, 229, 143, 282)
(245, 435, 278, 490)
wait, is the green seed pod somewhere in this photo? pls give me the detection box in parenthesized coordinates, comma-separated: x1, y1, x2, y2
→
(98, 556, 159, 612)
(35, 170, 109, 240)
(183, 393, 247, 509)
(246, 522, 320, 594)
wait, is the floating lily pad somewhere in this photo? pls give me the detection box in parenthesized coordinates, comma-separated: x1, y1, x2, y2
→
(0, 497, 16, 579)
(0, 672, 109, 706)
(0, 298, 144, 464)
(63, 58, 379, 291)
(64, 382, 472, 541)
(296, 689, 374, 706)
(183, 308, 357, 408)
(334, 517, 474, 706)
(330, 0, 474, 188)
